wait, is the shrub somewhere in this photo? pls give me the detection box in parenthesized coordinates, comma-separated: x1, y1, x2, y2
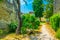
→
(0, 0, 3, 2)
(0, 29, 7, 36)
(8, 21, 18, 33)
(56, 29, 60, 39)
(0, 0, 2, 1)
(50, 14, 60, 31)
(0, 29, 4, 36)
(21, 14, 40, 34)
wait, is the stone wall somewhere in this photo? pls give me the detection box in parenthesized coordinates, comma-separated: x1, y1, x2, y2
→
(0, 20, 8, 29)
(5, 0, 18, 21)
(54, 0, 60, 13)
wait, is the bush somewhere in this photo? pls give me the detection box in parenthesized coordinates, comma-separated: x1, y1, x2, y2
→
(0, 29, 4, 36)
(50, 14, 60, 31)
(0, 0, 3, 2)
(0, 0, 2, 1)
(8, 21, 18, 33)
(21, 14, 40, 34)
(0, 29, 7, 36)
(56, 29, 60, 39)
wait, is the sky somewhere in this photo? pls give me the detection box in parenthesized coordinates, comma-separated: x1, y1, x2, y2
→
(20, 0, 33, 13)
(20, 0, 47, 13)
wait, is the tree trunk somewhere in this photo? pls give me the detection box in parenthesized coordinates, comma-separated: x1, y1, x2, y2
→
(16, 0, 22, 35)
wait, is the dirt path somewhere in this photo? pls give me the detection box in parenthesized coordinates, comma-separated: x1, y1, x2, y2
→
(40, 24, 56, 40)
(29, 23, 58, 40)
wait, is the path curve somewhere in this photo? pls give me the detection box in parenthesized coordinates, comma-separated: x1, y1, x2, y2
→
(39, 23, 58, 40)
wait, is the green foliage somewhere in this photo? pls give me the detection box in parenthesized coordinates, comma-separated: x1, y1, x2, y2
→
(56, 29, 60, 39)
(8, 21, 18, 33)
(0, 0, 2, 1)
(0, 0, 3, 2)
(50, 14, 60, 31)
(45, 0, 53, 18)
(21, 14, 40, 34)
(0, 29, 7, 36)
(33, 0, 44, 18)
(8, 14, 40, 34)
(0, 29, 4, 36)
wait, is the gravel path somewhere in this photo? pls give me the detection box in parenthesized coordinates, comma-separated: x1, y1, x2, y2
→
(29, 24, 57, 40)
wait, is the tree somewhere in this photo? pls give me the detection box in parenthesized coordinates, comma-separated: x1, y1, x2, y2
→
(33, 0, 44, 20)
(16, 0, 27, 34)
(45, 0, 53, 18)
(4, 0, 27, 34)
(15, 0, 21, 34)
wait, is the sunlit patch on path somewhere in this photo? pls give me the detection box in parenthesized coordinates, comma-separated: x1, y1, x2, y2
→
(40, 24, 56, 40)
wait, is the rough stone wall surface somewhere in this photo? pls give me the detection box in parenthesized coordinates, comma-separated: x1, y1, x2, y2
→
(5, 0, 18, 21)
(54, 0, 60, 13)
(0, 0, 18, 29)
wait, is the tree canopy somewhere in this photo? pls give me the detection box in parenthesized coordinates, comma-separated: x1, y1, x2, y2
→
(33, 0, 44, 18)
